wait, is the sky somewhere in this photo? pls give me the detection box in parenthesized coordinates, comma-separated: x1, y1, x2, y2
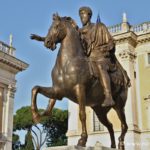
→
(0, 0, 150, 113)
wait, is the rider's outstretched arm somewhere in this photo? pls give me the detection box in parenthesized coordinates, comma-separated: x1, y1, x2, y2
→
(30, 34, 45, 42)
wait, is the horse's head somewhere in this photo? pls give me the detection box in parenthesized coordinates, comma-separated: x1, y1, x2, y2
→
(44, 13, 78, 50)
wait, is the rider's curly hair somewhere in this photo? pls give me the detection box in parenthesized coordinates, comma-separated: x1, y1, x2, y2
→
(79, 6, 92, 18)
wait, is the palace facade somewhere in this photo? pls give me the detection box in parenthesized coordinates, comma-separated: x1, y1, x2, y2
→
(0, 36, 28, 150)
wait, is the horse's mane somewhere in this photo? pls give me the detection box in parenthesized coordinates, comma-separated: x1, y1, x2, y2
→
(61, 16, 79, 31)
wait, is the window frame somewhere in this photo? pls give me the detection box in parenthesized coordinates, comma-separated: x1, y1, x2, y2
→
(145, 52, 150, 67)
(93, 112, 104, 132)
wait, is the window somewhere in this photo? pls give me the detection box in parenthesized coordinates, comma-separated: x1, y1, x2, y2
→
(148, 53, 150, 65)
(93, 112, 104, 131)
(145, 52, 150, 67)
(0, 87, 4, 133)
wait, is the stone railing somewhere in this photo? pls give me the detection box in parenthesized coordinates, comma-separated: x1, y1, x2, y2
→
(108, 23, 122, 34)
(0, 41, 15, 56)
(108, 21, 150, 35)
(131, 21, 150, 33)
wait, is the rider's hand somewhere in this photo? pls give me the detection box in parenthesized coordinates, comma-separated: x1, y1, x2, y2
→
(30, 34, 39, 40)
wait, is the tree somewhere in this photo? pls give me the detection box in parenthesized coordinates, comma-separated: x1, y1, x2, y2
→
(43, 108, 68, 147)
(13, 106, 48, 150)
(13, 106, 34, 130)
(13, 106, 68, 149)
(12, 133, 20, 150)
(24, 130, 35, 150)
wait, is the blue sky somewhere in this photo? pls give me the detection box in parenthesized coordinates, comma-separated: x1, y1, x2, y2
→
(0, 0, 150, 112)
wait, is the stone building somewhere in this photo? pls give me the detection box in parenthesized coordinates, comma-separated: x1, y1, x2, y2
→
(67, 13, 150, 150)
(0, 35, 28, 150)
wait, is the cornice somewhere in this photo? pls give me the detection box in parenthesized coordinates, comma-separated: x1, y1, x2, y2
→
(113, 31, 137, 47)
(112, 30, 150, 46)
(137, 32, 150, 45)
(0, 51, 29, 74)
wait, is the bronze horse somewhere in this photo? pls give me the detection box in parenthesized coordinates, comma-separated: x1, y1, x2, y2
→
(31, 14, 129, 149)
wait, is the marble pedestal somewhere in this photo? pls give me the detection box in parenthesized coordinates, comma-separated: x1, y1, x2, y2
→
(43, 145, 118, 150)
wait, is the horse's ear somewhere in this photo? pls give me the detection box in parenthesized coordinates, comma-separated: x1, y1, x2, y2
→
(53, 13, 60, 21)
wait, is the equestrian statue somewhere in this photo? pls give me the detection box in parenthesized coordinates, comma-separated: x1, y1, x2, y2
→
(30, 7, 131, 150)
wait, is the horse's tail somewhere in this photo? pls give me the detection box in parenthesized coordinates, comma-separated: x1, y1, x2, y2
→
(113, 55, 131, 88)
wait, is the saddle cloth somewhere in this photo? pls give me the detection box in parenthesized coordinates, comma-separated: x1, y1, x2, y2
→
(87, 58, 125, 87)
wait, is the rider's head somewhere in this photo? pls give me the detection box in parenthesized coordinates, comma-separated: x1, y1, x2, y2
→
(79, 6, 92, 26)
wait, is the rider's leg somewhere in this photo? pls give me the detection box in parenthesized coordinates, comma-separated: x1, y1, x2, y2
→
(97, 65, 115, 107)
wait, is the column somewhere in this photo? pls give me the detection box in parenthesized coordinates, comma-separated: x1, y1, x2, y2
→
(0, 87, 3, 134)
(117, 49, 141, 150)
(67, 101, 79, 145)
(118, 50, 139, 130)
(0, 87, 4, 149)
(4, 84, 16, 150)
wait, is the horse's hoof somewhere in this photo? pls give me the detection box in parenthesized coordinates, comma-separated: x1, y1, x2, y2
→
(77, 138, 86, 147)
(111, 144, 116, 148)
(118, 142, 125, 150)
(118, 146, 125, 150)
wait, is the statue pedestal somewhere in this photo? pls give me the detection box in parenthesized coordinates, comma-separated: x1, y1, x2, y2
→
(43, 145, 118, 150)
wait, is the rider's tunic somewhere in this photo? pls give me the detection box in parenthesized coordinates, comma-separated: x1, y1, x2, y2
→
(79, 22, 116, 73)
(79, 22, 130, 87)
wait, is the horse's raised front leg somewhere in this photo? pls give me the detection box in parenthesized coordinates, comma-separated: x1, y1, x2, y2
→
(31, 86, 61, 123)
(115, 108, 128, 150)
(74, 84, 87, 147)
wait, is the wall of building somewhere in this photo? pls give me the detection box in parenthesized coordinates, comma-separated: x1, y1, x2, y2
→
(136, 42, 150, 130)
(0, 39, 28, 150)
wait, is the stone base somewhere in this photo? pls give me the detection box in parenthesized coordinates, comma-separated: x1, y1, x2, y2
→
(43, 145, 118, 150)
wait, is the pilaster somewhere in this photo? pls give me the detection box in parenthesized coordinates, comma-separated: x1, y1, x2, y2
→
(67, 101, 79, 138)
(4, 84, 16, 150)
(115, 32, 139, 131)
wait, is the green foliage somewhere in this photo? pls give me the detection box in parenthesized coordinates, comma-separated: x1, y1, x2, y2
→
(43, 108, 68, 147)
(13, 106, 45, 131)
(13, 106, 34, 130)
(24, 130, 34, 150)
(12, 133, 20, 150)
(12, 133, 19, 143)
(13, 106, 68, 148)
